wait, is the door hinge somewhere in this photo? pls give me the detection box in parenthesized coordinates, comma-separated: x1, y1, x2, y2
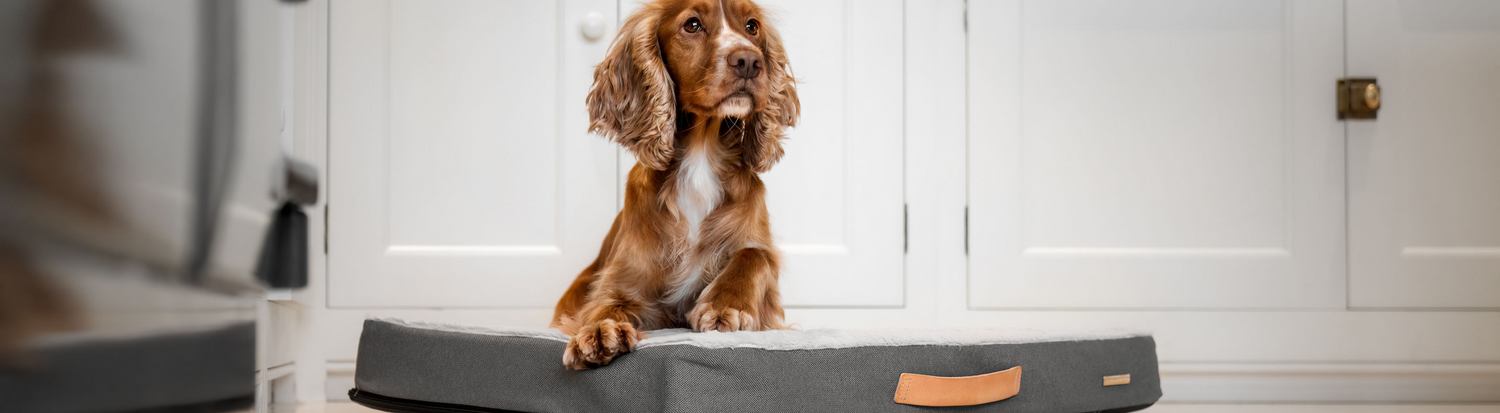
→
(1337, 78, 1381, 120)
(963, 206, 969, 255)
(903, 204, 909, 254)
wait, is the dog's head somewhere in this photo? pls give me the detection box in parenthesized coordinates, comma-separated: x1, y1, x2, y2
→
(587, 0, 799, 173)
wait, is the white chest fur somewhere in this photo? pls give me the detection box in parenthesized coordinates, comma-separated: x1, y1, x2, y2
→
(675, 144, 723, 245)
(663, 142, 724, 307)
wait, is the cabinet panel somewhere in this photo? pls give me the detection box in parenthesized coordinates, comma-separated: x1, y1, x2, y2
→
(329, 0, 619, 307)
(1348, 0, 1500, 308)
(331, 0, 903, 308)
(967, 0, 1345, 308)
(385, 0, 561, 248)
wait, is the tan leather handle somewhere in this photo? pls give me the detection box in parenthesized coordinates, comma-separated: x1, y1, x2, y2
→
(892, 366, 1022, 407)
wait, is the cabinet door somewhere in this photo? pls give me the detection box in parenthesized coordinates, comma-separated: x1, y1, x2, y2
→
(967, 0, 1345, 308)
(328, 0, 619, 307)
(1348, 0, 1500, 308)
(615, 0, 907, 307)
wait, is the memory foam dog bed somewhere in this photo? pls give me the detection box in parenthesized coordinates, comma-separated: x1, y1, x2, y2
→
(350, 318, 1160, 413)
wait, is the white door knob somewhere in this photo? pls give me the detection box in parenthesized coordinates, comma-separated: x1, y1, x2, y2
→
(580, 12, 606, 42)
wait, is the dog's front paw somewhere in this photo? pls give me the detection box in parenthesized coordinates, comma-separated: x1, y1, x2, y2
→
(689, 301, 759, 332)
(562, 319, 642, 370)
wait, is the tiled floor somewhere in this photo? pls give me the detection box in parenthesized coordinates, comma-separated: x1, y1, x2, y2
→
(288, 401, 1500, 413)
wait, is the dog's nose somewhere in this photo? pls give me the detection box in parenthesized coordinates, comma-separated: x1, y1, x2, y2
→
(728, 50, 762, 79)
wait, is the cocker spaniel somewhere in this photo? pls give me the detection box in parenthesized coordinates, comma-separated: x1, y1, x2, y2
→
(552, 0, 799, 370)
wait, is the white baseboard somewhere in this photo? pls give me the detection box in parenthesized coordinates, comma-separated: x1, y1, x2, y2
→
(1161, 363, 1500, 402)
(324, 361, 357, 402)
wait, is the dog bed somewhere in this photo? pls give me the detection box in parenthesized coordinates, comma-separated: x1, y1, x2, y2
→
(349, 318, 1160, 413)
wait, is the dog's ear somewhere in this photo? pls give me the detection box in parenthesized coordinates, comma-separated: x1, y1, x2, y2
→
(587, 10, 677, 170)
(740, 19, 799, 174)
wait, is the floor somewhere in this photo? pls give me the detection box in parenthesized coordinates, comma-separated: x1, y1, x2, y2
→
(284, 401, 1500, 413)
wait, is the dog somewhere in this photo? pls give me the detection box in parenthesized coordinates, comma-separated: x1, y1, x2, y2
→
(551, 0, 800, 370)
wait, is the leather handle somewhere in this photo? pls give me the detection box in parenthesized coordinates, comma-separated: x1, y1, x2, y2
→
(892, 366, 1022, 407)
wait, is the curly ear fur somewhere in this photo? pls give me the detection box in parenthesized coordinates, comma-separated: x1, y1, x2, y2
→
(587, 9, 677, 171)
(740, 19, 799, 174)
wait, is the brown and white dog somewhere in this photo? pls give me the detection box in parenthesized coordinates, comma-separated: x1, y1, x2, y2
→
(551, 0, 799, 370)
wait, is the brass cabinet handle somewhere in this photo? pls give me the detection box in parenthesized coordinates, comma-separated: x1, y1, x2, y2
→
(1338, 78, 1380, 120)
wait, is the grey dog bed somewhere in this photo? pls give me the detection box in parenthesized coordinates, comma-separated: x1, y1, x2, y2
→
(350, 318, 1160, 413)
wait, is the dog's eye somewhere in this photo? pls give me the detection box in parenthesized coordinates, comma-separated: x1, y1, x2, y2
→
(684, 17, 703, 33)
(745, 19, 759, 36)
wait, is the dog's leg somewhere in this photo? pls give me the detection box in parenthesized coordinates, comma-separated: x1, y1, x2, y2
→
(562, 286, 663, 370)
(689, 247, 785, 332)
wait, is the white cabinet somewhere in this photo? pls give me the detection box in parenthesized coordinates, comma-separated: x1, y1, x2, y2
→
(329, 0, 906, 308)
(324, 1, 1500, 311)
(966, 0, 1346, 309)
(1348, 0, 1500, 308)
(328, 0, 620, 307)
